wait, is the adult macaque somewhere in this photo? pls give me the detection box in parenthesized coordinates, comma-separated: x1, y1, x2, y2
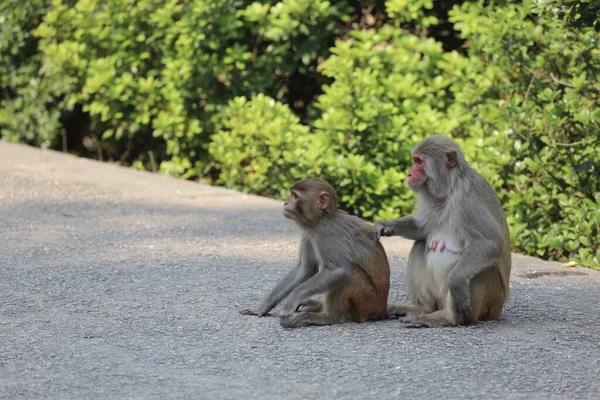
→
(375, 135, 511, 327)
(240, 178, 390, 328)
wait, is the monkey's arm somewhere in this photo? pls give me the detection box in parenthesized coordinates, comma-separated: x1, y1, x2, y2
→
(279, 266, 349, 316)
(239, 263, 315, 316)
(374, 215, 426, 241)
(240, 237, 318, 317)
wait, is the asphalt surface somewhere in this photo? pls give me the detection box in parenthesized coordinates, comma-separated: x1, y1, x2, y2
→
(1, 142, 599, 399)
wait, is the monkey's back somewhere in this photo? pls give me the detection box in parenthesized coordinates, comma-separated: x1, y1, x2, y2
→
(339, 215, 391, 320)
(469, 170, 511, 236)
(464, 168, 512, 296)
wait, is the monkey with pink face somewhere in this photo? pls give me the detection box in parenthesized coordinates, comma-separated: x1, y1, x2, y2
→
(375, 135, 512, 327)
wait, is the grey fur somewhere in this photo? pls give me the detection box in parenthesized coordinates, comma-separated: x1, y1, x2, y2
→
(306, 214, 377, 269)
(376, 135, 511, 327)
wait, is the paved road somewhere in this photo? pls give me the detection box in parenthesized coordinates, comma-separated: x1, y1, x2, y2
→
(1, 142, 599, 399)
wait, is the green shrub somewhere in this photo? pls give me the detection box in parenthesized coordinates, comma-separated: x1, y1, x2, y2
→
(533, 0, 600, 30)
(15, 0, 350, 175)
(210, 94, 314, 197)
(0, 0, 63, 148)
(450, 0, 600, 268)
(211, 0, 600, 269)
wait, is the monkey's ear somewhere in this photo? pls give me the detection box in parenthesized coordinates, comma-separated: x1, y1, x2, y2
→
(446, 151, 457, 168)
(317, 191, 330, 210)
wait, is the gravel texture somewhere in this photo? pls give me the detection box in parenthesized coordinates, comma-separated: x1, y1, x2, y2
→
(1, 142, 599, 399)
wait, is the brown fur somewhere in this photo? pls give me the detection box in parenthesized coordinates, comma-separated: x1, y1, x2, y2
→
(240, 178, 390, 328)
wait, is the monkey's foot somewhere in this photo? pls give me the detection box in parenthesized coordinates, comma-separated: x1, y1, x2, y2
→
(279, 298, 303, 316)
(386, 303, 429, 319)
(386, 307, 408, 319)
(386, 312, 406, 319)
(279, 314, 309, 328)
(398, 312, 452, 328)
(280, 312, 337, 328)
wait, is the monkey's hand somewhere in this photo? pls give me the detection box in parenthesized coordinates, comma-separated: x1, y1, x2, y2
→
(452, 296, 472, 326)
(374, 222, 394, 241)
(449, 282, 473, 325)
(239, 308, 270, 317)
(280, 298, 302, 317)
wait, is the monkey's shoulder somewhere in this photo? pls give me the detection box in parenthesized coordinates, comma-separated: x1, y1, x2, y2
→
(337, 213, 375, 234)
(465, 170, 503, 204)
(312, 214, 375, 246)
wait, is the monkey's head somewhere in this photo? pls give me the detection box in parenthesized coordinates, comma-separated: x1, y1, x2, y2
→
(408, 135, 465, 199)
(283, 178, 339, 227)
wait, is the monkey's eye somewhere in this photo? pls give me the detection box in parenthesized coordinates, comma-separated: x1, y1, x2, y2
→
(414, 157, 422, 165)
(292, 192, 299, 199)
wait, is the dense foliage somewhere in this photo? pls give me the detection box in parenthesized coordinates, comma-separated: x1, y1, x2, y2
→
(1, 0, 599, 268)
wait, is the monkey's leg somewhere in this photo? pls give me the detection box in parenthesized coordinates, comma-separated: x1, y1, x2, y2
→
(395, 277, 505, 328)
(469, 265, 507, 322)
(345, 275, 381, 322)
(397, 291, 455, 327)
(280, 288, 347, 328)
(279, 267, 348, 316)
(447, 243, 503, 325)
(388, 241, 436, 319)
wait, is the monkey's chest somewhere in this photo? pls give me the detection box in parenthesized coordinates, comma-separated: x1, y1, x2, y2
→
(425, 235, 463, 281)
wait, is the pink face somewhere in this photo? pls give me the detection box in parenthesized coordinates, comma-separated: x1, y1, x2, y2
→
(283, 190, 300, 218)
(407, 153, 426, 186)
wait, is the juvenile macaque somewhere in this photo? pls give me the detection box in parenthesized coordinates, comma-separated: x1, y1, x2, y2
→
(375, 135, 511, 327)
(240, 178, 390, 328)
